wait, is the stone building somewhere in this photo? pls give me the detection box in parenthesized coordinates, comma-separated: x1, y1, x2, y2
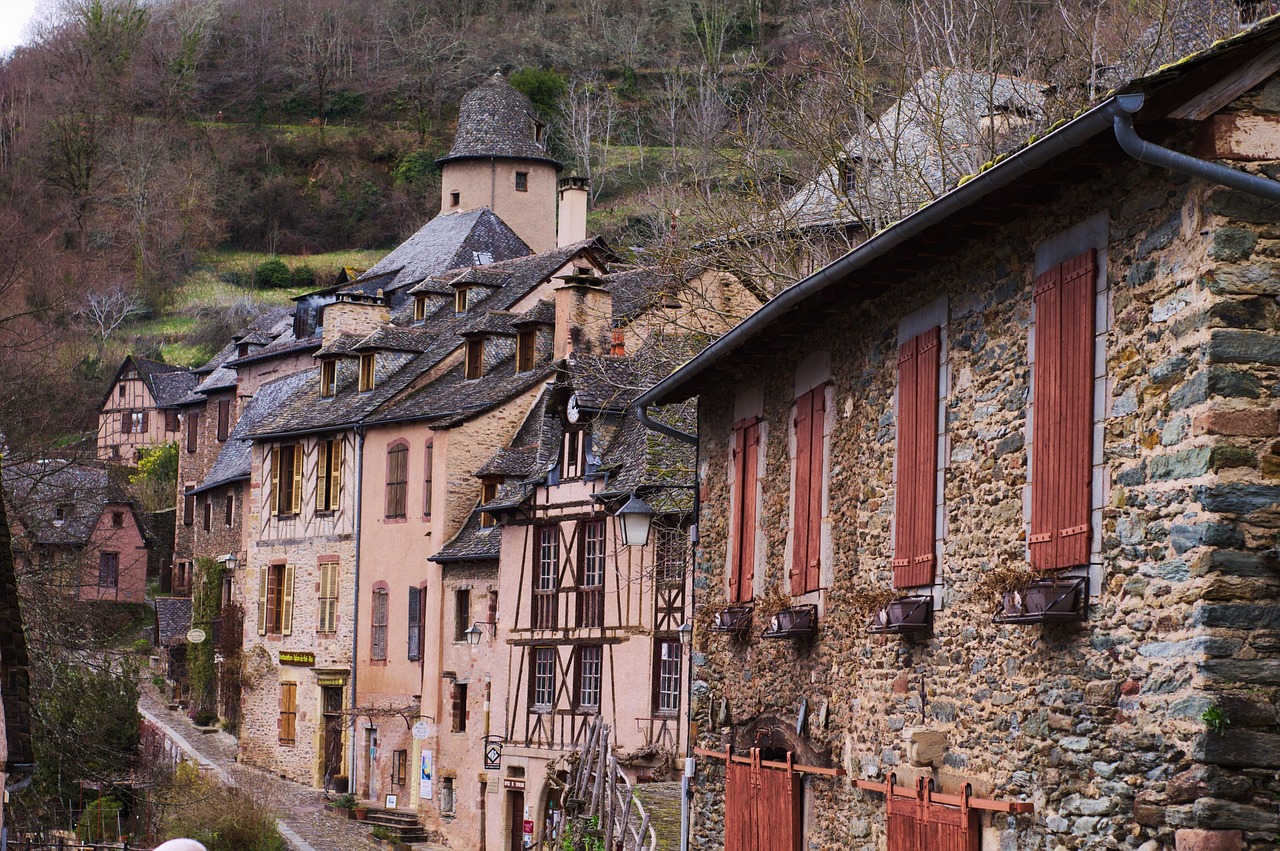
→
(96, 356, 196, 464)
(636, 20, 1280, 851)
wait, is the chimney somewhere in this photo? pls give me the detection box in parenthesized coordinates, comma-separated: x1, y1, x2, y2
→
(553, 273, 612, 360)
(321, 290, 390, 347)
(557, 177, 590, 247)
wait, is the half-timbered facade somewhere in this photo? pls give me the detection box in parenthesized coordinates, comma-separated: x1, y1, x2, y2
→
(97, 356, 196, 464)
(637, 23, 1280, 851)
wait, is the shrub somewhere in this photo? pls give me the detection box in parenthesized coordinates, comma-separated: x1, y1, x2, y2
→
(192, 709, 218, 727)
(509, 67, 566, 119)
(332, 793, 357, 810)
(77, 796, 125, 841)
(254, 258, 292, 289)
(290, 265, 316, 290)
(163, 765, 285, 851)
(392, 150, 439, 186)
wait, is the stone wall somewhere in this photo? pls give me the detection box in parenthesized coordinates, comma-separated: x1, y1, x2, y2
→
(688, 84, 1280, 851)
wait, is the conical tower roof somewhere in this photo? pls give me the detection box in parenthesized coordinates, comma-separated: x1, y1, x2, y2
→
(437, 73, 562, 170)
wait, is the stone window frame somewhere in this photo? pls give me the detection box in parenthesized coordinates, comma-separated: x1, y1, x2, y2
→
(892, 297, 950, 605)
(1026, 212, 1111, 598)
(786, 352, 833, 600)
(725, 388, 765, 603)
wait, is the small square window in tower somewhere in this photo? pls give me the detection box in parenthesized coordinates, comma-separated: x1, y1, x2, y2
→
(450, 191, 460, 207)
(515, 171, 529, 192)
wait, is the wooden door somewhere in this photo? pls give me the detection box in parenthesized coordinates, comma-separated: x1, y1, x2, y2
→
(321, 686, 343, 788)
(508, 790, 525, 851)
(724, 750, 801, 851)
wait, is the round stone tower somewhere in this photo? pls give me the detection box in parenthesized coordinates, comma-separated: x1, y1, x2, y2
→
(437, 73, 563, 253)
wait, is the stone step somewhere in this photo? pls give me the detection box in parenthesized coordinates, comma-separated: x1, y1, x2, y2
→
(364, 809, 422, 825)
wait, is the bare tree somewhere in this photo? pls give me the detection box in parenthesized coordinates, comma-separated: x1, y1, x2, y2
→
(78, 286, 146, 357)
(559, 73, 619, 205)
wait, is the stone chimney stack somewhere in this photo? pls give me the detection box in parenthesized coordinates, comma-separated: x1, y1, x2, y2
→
(321, 290, 390, 347)
(553, 273, 612, 360)
(557, 177, 590, 247)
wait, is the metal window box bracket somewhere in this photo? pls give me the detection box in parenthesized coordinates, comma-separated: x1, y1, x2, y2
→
(762, 604, 818, 639)
(868, 595, 933, 635)
(994, 575, 1089, 625)
(710, 604, 754, 636)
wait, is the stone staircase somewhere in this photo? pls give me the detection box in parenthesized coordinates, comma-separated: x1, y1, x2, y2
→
(361, 805, 433, 844)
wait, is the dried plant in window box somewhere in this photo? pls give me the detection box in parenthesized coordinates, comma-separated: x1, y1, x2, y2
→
(762, 604, 818, 639)
(868, 595, 933, 635)
(970, 562, 1035, 611)
(994, 575, 1088, 625)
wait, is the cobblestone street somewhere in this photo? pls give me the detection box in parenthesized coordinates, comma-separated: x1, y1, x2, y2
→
(139, 686, 422, 851)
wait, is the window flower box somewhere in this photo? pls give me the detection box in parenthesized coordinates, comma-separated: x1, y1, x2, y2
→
(868, 595, 933, 635)
(710, 605, 754, 636)
(762, 604, 818, 639)
(995, 576, 1088, 624)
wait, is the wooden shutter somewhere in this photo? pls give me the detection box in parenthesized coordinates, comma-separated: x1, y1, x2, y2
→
(120, 411, 129, 432)
(1031, 250, 1096, 571)
(407, 587, 421, 661)
(270, 447, 281, 516)
(290, 444, 303, 515)
(729, 420, 759, 603)
(331, 439, 343, 509)
(315, 442, 329, 512)
(257, 567, 269, 635)
(217, 400, 229, 440)
(894, 327, 940, 588)
(791, 387, 825, 595)
(281, 562, 296, 636)
(187, 412, 198, 452)
(141, 409, 150, 432)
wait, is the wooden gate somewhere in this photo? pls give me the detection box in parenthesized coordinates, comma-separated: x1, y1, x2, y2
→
(724, 749, 802, 851)
(885, 775, 978, 851)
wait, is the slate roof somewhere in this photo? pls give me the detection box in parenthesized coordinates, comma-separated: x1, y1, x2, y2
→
(0, 467, 34, 771)
(315, 334, 364, 358)
(779, 69, 1047, 232)
(511, 299, 555, 327)
(353, 327, 437, 353)
(438, 73, 562, 170)
(223, 328, 321, 368)
(2, 461, 134, 547)
(355, 209, 532, 293)
(431, 510, 503, 563)
(195, 370, 315, 494)
(154, 596, 193, 647)
(368, 356, 555, 429)
(105, 356, 197, 409)
(604, 268, 679, 324)
(460, 311, 519, 337)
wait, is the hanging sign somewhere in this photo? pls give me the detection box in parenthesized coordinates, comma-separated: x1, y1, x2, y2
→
(186, 628, 206, 644)
(419, 750, 434, 799)
(503, 778, 525, 791)
(483, 736, 504, 770)
(412, 720, 433, 740)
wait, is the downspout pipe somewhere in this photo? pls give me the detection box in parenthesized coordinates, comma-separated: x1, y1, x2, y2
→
(348, 425, 366, 792)
(1112, 93, 1280, 203)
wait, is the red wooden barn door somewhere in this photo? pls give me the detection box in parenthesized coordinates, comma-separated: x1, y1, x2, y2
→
(724, 750, 802, 851)
(885, 777, 979, 851)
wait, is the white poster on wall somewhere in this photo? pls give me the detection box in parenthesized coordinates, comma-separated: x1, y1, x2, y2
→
(419, 750, 434, 799)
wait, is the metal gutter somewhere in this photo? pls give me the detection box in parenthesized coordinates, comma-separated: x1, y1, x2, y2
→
(633, 95, 1133, 407)
(637, 404, 697, 445)
(1112, 93, 1280, 202)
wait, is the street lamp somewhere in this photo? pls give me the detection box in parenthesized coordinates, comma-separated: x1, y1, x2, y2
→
(614, 494, 657, 548)
(465, 621, 497, 646)
(677, 621, 693, 647)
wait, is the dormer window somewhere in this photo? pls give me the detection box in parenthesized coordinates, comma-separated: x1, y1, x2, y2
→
(320, 360, 337, 397)
(479, 480, 498, 528)
(455, 287, 468, 314)
(238, 343, 251, 358)
(359, 353, 376, 392)
(55, 503, 73, 521)
(465, 339, 484, 380)
(516, 330, 537, 372)
(562, 429, 584, 479)
(843, 164, 857, 193)
(534, 123, 545, 144)
(515, 171, 529, 192)
(414, 295, 427, 322)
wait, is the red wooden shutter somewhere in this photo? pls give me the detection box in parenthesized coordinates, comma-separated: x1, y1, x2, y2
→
(894, 328, 940, 588)
(791, 392, 813, 596)
(1031, 250, 1096, 571)
(729, 420, 759, 603)
(804, 388, 825, 594)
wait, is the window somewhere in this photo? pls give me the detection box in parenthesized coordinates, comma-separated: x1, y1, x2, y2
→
(533, 526, 559, 629)
(55, 504, 71, 521)
(414, 296, 427, 322)
(454, 588, 471, 642)
(98, 552, 119, 588)
(653, 639, 681, 715)
(316, 438, 343, 512)
(386, 443, 408, 518)
(183, 486, 195, 526)
(1030, 249, 1097, 572)
(225, 494, 234, 527)
(450, 191, 460, 207)
(203, 499, 212, 531)
(279, 682, 297, 745)
(728, 418, 760, 602)
(408, 586, 423, 661)
(358, 353, 376, 392)
(451, 682, 469, 732)
(534, 124, 545, 144)
(532, 647, 555, 709)
(216, 399, 231, 441)
(515, 171, 529, 192)
(479, 481, 498, 528)
(790, 385, 826, 596)
(440, 777, 456, 816)
(843, 164, 857, 193)
(465, 339, 484, 379)
(165, 409, 180, 432)
(320, 360, 337, 397)
(562, 429, 582, 478)
(516, 330, 536, 372)
(186, 411, 199, 452)
(423, 440, 434, 517)
(393, 750, 408, 787)
(577, 519, 605, 627)
(118, 383, 126, 399)
(318, 560, 339, 634)
(455, 287, 468, 314)
(122, 410, 145, 434)
(111, 511, 124, 528)
(576, 645, 602, 710)
(258, 563, 294, 636)
(371, 587, 388, 660)
(271, 444, 303, 517)
(654, 525, 687, 584)
(894, 327, 941, 588)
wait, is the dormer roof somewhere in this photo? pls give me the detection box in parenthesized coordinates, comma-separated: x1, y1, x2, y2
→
(511, 300, 556, 327)
(437, 72, 562, 170)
